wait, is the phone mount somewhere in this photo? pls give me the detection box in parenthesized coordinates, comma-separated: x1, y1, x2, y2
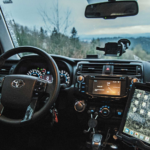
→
(96, 39, 131, 57)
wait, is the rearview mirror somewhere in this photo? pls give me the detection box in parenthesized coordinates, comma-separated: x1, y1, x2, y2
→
(85, 1, 138, 19)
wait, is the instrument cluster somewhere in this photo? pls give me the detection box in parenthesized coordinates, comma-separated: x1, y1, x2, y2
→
(13, 57, 72, 86)
(26, 68, 70, 85)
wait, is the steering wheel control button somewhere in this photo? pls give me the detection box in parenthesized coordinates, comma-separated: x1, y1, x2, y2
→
(34, 93, 39, 96)
(34, 80, 47, 93)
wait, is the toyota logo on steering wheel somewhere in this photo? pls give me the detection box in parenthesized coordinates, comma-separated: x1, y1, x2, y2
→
(11, 79, 25, 88)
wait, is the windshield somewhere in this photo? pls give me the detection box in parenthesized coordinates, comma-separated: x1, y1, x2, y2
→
(0, 0, 150, 60)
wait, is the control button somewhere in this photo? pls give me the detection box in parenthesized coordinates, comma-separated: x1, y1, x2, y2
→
(77, 76, 84, 82)
(35, 81, 47, 92)
(81, 91, 85, 93)
(91, 110, 94, 113)
(34, 92, 39, 96)
(105, 65, 111, 74)
(103, 110, 109, 115)
(74, 101, 86, 112)
(101, 108, 110, 117)
(116, 109, 123, 116)
(118, 112, 122, 116)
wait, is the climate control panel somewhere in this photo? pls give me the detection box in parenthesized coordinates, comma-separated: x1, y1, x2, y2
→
(88, 105, 124, 119)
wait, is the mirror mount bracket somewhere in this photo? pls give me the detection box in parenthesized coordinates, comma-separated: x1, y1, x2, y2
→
(96, 39, 131, 57)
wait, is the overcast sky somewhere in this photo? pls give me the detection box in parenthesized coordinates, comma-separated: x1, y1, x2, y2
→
(1, 0, 150, 37)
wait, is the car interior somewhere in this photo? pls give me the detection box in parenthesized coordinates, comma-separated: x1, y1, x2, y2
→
(0, 0, 150, 150)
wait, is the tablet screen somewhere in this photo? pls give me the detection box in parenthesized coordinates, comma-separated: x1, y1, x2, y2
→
(123, 89, 150, 144)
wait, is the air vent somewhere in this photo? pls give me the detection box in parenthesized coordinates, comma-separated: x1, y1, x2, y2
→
(113, 65, 141, 76)
(77, 64, 103, 74)
(0, 66, 11, 75)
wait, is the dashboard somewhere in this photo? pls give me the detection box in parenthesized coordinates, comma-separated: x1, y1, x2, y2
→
(6, 55, 148, 120)
(2, 54, 150, 148)
(2, 55, 150, 133)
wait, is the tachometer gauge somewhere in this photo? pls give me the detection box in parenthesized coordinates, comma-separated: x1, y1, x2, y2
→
(60, 70, 70, 85)
(27, 69, 42, 78)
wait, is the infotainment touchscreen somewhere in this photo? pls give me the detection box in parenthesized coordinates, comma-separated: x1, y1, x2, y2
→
(92, 80, 121, 96)
(123, 89, 150, 145)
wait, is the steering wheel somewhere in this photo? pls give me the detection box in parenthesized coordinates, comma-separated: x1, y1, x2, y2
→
(0, 46, 60, 126)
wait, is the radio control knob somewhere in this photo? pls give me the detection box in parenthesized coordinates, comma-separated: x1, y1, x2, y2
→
(74, 101, 86, 112)
(101, 108, 110, 117)
(77, 76, 84, 82)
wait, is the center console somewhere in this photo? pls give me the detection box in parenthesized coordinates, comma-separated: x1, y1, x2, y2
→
(73, 62, 143, 149)
(73, 74, 137, 149)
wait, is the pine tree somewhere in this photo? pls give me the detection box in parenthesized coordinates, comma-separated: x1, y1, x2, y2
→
(40, 27, 45, 41)
(71, 27, 77, 39)
(52, 27, 58, 35)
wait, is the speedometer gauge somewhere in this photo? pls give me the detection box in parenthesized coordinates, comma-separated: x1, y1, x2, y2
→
(27, 68, 53, 83)
(27, 69, 42, 78)
(60, 70, 70, 85)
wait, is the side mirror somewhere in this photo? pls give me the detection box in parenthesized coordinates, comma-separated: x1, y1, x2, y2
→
(85, 1, 139, 19)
